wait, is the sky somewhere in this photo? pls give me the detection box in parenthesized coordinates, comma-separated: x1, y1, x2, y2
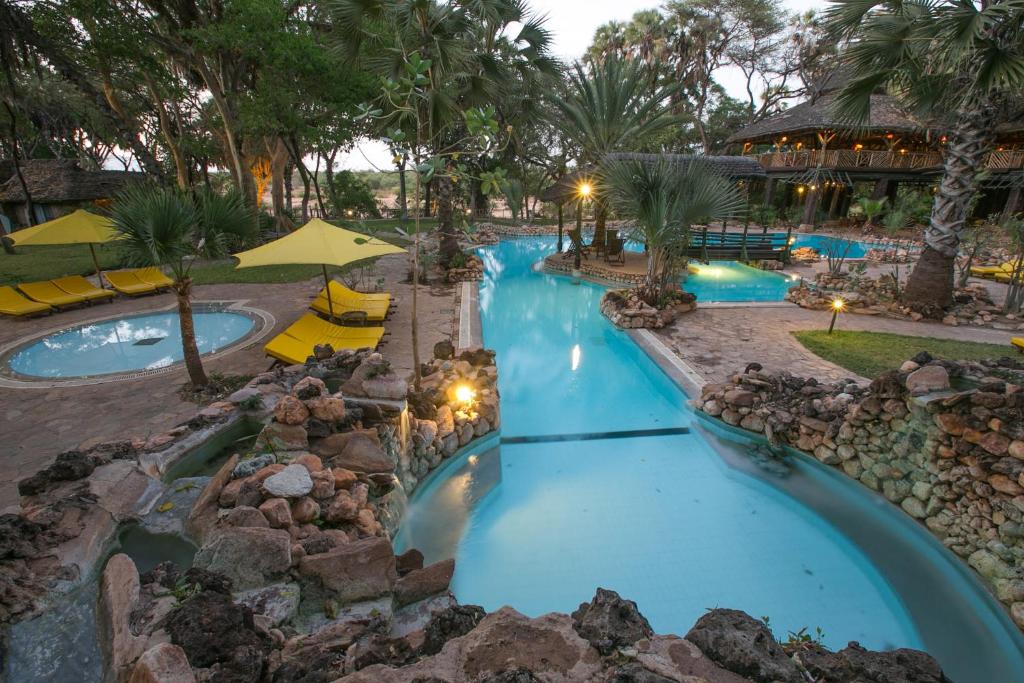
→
(338, 0, 829, 171)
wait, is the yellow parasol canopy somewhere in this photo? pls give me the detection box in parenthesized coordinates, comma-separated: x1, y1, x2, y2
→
(8, 209, 121, 286)
(233, 218, 406, 319)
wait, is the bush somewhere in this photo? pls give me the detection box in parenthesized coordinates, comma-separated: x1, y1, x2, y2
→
(330, 170, 381, 219)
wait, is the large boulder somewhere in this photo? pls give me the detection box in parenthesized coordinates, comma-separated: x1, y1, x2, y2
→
(98, 553, 147, 682)
(192, 527, 291, 590)
(420, 604, 487, 656)
(685, 609, 803, 683)
(394, 558, 455, 607)
(570, 588, 654, 656)
(262, 464, 314, 499)
(339, 607, 604, 682)
(298, 536, 397, 602)
(311, 431, 394, 474)
(127, 643, 195, 683)
(905, 365, 950, 396)
(164, 591, 271, 673)
(799, 642, 951, 683)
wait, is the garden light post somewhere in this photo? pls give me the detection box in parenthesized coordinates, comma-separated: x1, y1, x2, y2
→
(575, 181, 592, 269)
(828, 297, 845, 334)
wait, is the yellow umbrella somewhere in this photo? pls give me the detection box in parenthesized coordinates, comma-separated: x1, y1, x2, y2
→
(8, 209, 121, 287)
(233, 218, 406, 319)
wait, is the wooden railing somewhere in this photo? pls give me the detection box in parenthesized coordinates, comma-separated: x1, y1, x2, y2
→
(752, 148, 1024, 172)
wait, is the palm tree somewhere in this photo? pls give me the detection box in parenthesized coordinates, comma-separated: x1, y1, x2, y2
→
(603, 156, 745, 305)
(553, 57, 680, 248)
(825, 0, 1024, 311)
(109, 185, 256, 387)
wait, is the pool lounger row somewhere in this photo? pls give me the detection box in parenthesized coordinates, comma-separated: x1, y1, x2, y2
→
(1, 275, 117, 317)
(266, 313, 386, 365)
(104, 268, 174, 296)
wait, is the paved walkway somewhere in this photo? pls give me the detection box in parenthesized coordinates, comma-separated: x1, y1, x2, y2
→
(654, 304, 1017, 387)
(0, 253, 456, 512)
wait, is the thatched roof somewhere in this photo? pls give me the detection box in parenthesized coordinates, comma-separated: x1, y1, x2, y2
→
(726, 92, 924, 145)
(0, 159, 141, 203)
(541, 154, 765, 205)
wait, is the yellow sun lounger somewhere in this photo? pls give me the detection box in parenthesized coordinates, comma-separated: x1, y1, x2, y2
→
(1013, 337, 1024, 352)
(265, 314, 385, 365)
(52, 276, 116, 302)
(971, 260, 1023, 279)
(132, 267, 174, 289)
(0, 286, 52, 316)
(105, 270, 159, 296)
(18, 280, 88, 307)
(311, 281, 392, 322)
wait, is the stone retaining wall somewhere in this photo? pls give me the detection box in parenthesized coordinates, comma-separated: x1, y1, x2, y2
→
(600, 288, 697, 329)
(695, 356, 1024, 629)
(543, 253, 647, 286)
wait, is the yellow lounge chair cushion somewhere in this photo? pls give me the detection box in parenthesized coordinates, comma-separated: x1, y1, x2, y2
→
(52, 276, 116, 301)
(265, 332, 314, 365)
(0, 285, 52, 316)
(311, 282, 391, 321)
(105, 271, 158, 295)
(132, 267, 174, 288)
(1013, 337, 1024, 351)
(266, 315, 385, 364)
(18, 280, 87, 307)
(970, 265, 1005, 276)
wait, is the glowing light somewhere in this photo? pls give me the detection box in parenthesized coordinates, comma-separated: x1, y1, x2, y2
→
(571, 344, 582, 371)
(468, 454, 479, 465)
(788, 236, 796, 245)
(796, 186, 805, 194)
(578, 182, 592, 198)
(454, 383, 476, 405)
(854, 143, 863, 151)
(780, 136, 788, 143)
(700, 266, 725, 278)
(832, 298, 845, 311)
(346, 209, 355, 217)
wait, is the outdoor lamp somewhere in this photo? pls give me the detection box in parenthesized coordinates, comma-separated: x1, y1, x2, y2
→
(454, 383, 476, 407)
(828, 298, 845, 334)
(578, 182, 592, 199)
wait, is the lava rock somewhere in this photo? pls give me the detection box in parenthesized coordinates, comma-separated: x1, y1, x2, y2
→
(685, 609, 802, 683)
(165, 591, 271, 670)
(571, 588, 654, 655)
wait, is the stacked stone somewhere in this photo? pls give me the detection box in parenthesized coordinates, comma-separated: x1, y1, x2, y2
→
(864, 247, 913, 263)
(696, 357, 1024, 628)
(790, 246, 820, 263)
(400, 347, 501, 494)
(445, 253, 485, 282)
(599, 288, 697, 329)
(543, 254, 648, 286)
(787, 276, 1024, 330)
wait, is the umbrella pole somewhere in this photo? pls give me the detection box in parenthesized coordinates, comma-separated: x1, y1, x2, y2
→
(89, 243, 106, 288)
(322, 264, 335, 321)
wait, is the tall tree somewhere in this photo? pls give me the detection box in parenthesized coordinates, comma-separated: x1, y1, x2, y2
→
(826, 0, 1024, 311)
(552, 57, 679, 246)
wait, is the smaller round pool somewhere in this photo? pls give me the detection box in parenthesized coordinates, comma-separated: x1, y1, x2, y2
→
(4, 305, 257, 379)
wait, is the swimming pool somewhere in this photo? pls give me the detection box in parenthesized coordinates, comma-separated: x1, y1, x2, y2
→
(396, 237, 1024, 681)
(685, 261, 799, 302)
(788, 233, 918, 259)
(3, 305, 256, 379)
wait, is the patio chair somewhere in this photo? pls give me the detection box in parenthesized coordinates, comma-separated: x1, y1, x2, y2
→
(131, 267, 174, 290)
(265, 313, 385, 365)
(105, 270, 159, 296)
(564, 227, 590, 261)
(52, 275, 116, 302)
(0, 286, 52, 317)
(605, 231, 626, 265)
(17, 280, 88, 308)
(311, 281, 392, 322)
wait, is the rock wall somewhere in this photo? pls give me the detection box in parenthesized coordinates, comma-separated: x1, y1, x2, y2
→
(695, 355, 1024, 629)
(600, 289, 697, 329)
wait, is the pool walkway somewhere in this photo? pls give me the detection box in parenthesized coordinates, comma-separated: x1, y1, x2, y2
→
(654, 304, 1017, 386)
(0, 253, 456, 513)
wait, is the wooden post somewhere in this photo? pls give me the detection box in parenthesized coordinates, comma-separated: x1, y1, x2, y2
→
(741, 223, 749, 262)
(763, 177, 775, 206)
(1002, 186, 1022, 223)
(801, 186, 819, 228)
(574, 199, 582, 269)
(783, 223, 793, 263)
(701, 226, 709, 263)
(557, 203, 564, 253)
(828, 185, 844, 219)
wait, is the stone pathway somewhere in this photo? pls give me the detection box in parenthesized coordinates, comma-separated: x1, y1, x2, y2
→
(654, 303, 1018, 387)
(0, 253, 456, 512)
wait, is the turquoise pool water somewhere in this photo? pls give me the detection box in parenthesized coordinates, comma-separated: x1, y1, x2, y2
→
(400, 237, 918, 648)
(396, 237, 1024, 681)
(5, 307, 255, 378)
(685, 261, 800, 302)
(788, 233, 919, 259)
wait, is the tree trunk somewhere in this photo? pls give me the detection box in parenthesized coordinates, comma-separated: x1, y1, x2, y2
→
(592, 201, 607, 250)
(310, 152, 327, 218)
(269, 138, 291, 232)
(437, 175, 459, 266)
(424, 178, 433, 217)
(147, 81, 188, 190)
(396, 153, 408, 224)
(903, 102, 995, 310)
(175, 280, 208, 387)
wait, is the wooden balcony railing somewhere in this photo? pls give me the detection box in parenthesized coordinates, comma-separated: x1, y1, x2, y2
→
(752, 149, 1024, 172)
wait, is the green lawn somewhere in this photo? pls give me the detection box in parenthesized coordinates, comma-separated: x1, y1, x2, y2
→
(188, 260, 362, 285)
(0, 243, 129, 286)
(792, 330, 1014, 378)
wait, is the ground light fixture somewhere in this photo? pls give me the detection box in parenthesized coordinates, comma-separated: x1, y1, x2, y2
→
(454, 383, 477, 408)
(828, 297, 845, 334)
